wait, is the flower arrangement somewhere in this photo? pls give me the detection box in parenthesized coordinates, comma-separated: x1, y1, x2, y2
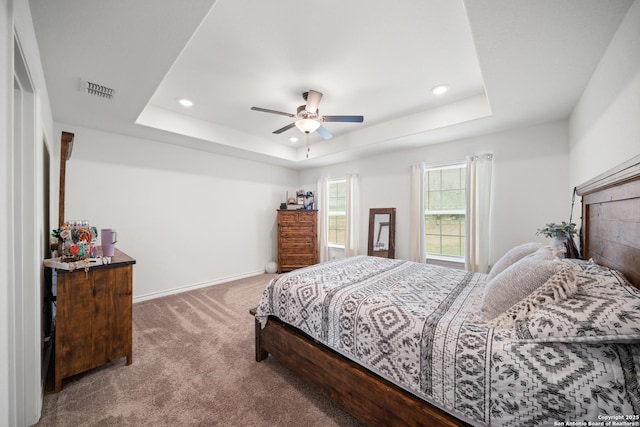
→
(536, 221, 577, 239)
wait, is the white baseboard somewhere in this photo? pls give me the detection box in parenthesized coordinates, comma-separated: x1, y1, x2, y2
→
(132, 269, 265, 303)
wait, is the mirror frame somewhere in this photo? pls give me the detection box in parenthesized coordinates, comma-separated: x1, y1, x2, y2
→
(367, 208, 396, 259)
(58, 131, 74, 227)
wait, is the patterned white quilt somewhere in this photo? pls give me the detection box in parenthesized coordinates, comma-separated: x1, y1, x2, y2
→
(255, 256, 640, 426)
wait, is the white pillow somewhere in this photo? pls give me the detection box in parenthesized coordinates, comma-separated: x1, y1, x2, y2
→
(481, 247, 561, 321)
(487, 242, 543, 281)
(487, 263, 577, 328)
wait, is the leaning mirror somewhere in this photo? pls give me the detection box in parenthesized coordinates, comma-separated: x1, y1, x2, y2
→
(368, 208, 396, 259)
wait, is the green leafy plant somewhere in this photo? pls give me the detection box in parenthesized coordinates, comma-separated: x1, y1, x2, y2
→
(536, 221, 577, 239)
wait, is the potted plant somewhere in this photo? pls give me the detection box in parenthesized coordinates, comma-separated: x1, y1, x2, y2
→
(537, 221, 579, 257)
(536, 221, 577, 239)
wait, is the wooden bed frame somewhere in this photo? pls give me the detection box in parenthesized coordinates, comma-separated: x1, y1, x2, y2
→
(254, 155, 640, 426)
(576, 155, 640, 289)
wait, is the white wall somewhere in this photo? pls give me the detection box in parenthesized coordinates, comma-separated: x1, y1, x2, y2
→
(570, 0, 640, 187)
(0, 2, 13, 425)
(300, 120, 571, 265)
(2, 0, 56, 425)
(61, 124, 298, 300)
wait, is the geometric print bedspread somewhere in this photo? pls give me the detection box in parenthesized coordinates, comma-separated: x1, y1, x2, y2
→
(255, 256, 640, 426)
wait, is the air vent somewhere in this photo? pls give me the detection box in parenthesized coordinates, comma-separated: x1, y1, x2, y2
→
(83, 80, 115, 99)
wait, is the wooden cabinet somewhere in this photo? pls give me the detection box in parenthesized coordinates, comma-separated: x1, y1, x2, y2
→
(277, 210, 318, 273)
(53, 249, 135, 392)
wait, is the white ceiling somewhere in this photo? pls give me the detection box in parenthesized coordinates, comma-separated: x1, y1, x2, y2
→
(29, 0, 633, 169)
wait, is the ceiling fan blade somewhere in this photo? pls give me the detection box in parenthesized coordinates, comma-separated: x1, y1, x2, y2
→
(316, 126, 333, 140)
(273, 122, 296, 134)
(323, 115, 364, 123)
(251, 106, 295, 118)
(305, 90, 323, 114)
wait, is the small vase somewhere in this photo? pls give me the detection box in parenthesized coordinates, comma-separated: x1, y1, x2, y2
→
(551, 236, 566, 255)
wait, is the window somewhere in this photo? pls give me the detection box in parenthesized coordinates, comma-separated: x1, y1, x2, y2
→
(424, 164, 466, 258)
(328, 179, 346, 246)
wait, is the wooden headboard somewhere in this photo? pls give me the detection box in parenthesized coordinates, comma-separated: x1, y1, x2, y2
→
(576, 154, 640, 289)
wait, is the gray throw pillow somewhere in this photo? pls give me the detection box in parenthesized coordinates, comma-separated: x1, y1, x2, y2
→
(481, 247, 561, 321)
(487, 242, 543, 281)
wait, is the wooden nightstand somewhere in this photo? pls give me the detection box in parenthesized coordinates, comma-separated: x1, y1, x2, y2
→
(52, 249, 136, 392)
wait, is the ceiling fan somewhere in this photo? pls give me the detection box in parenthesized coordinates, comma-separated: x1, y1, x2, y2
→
(251, 90, 364, 140)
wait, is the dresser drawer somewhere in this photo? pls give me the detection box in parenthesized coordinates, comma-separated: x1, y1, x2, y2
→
(278, 211, 317, 225)
(280, 255, 318, 270)
(278, 211, 300, 223)
(280, 247, 318, 258)
(296, 211, 317, 224)
(279, 230, 315, 241)
(280, 245, 316, 255)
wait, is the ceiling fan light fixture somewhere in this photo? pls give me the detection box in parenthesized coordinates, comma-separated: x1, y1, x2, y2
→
(295, 118, 321, 134)
(252, 89, 363, 139)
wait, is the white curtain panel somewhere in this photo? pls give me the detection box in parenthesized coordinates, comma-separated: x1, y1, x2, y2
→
(465, 153, 493, 273)
(316, 177, 329, 263)
(409, 162, 426, 263)
(344, 173, 360, 257)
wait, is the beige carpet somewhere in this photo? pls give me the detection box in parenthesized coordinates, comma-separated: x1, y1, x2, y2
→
(36, 274, 361, 427)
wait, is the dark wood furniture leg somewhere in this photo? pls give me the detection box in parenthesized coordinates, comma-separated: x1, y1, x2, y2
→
(250, 308, 268, 362)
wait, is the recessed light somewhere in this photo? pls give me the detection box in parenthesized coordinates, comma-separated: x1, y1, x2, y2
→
(432, 85, 449, 95)
(289, 137, 299, 143)
(178, 98, 193, 107)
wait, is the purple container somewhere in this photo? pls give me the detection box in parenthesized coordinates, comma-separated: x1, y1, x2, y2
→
(101, 228, 117, 257)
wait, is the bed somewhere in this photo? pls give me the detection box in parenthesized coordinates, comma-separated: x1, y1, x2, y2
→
(253, 156, 640, 426)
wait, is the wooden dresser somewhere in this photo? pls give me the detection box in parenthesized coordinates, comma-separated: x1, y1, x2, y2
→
(277, 210, 318, 273)
(53, 248, 135, 392)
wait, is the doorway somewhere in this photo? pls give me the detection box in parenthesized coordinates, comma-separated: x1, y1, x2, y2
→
(14, 35, 42, 425)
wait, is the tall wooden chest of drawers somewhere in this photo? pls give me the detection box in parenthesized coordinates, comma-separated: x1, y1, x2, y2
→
(277, 210, 318, 273)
